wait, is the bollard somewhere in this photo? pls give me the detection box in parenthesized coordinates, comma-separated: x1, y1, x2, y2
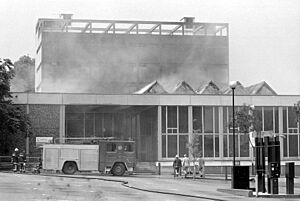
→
(286, 162, 295, 194)
(255, 174, 258, 197)
(158, 162, 161, 175)
(270, 178, 279, 194)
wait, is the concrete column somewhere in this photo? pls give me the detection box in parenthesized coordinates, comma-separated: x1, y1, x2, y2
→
(59, 105, 65, 143)
(26, 104, 30, 156)
(278, 107, 284, 159)
(136, 114, 141, 161)
(219, 106, 224, 159)
(157, 106, 162, 160)
(188, 106, 193, 157)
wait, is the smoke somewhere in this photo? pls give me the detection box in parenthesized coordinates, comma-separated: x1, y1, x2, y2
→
(40, 32, 228, 94)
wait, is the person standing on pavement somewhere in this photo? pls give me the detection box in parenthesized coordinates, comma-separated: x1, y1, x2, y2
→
(173, 154, 182, 177)
(18, 151, 26, 173)
(182, 154, 190, 177)
(11, 148, 19, 172)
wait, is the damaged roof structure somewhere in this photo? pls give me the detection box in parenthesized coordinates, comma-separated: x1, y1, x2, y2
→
(171, 81, 195, 94)
(134, 80, 167, 94)
(134, 80, 277, 95)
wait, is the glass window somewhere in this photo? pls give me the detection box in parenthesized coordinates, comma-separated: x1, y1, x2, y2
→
(274, 107, 279, 133)
(288, 107, 297, 128)
(264, 107, 273, 131)
(223, 107, 228, 133)
(197, 135, 203, 157)
(283, 134, 287, 157)
(85, 113, 94, 119)
(204, 135, 213, 157)
(103, 113, 113, 137)
(66, 120, 83, 137)
(124, 143, 133, 152)
(95, 113, 104, 137)
(193, 106, 202, 133)
(179, 135, 188, 157)
(162, 135, 166, 158)
(66, 113, 84, 120)
(240, 134, 249, 157)
(228, 107, 238, 133)
(162, 106, 166, 133)
(167, 106, 177, 129)
(179, 107, 188, 133)
(204, 107, 213, 133)
(283, 107, 287, 133)
(85, 119, 94, 137)
(215, 135, 219, 157)
(229, 135, 238, 157)
(113, 113, 124, 139)
(167, 135, 177, 157)
(107, 143, 116, 152)
(228, 107, 233, 133)
(215, 107, 219, 133)
(289, 135, 298, 157)
(223, 135, 228, 157)
(254, 107, 262, 132)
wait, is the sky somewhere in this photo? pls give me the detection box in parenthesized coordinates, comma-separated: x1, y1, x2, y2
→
(1, 0, 300, 95)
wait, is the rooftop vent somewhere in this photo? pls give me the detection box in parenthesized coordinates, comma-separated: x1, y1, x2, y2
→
(181, 17, 195, 29)
(60, 14, 73, 20)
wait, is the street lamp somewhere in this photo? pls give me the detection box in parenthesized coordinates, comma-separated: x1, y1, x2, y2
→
(230, 81, 238, 189)
(230, 81, 238, 167)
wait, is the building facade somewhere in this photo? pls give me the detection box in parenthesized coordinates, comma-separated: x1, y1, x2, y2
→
(13, 93, 300, 168)
(27, 16, 300, 172)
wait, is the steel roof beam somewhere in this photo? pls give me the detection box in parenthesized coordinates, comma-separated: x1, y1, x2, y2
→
(81, 22, 92, 33)
(169, 25, 182, 35)
(104, 23, 115, 34)
(126, 24, 138, 34)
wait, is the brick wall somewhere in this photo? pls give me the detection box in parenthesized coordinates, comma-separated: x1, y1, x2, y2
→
(28, 104, 60, 156)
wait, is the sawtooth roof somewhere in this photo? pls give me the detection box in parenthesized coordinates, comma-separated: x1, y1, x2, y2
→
(134, 80, 277, 95)
(134, 80, 167, 94)
(245, 81, 277, 95)
(196, 80, 221, 94)
(171, 81, 195, 94)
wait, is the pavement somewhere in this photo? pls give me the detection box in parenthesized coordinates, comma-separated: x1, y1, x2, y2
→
(37, 172, 300, 200)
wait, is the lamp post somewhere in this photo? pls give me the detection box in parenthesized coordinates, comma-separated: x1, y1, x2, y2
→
(230, 81, 238, 189)
(230, 81, 238, 167)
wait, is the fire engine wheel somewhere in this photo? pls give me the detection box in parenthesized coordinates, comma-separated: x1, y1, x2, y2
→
(111, 163, 126, 176)
(63, 162, 77, 175)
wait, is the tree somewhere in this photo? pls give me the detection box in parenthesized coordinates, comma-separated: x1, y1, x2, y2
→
(0, 58, 31, 155)
(187, 133, 202, 179)
(229, 104, 262, 147)
(10, 55, 35, 92)
(294, 100, 300, 123)
(228, 104, 262, 174)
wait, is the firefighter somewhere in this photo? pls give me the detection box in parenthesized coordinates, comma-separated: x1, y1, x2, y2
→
(37, 157, 42, 173)
(182, 154, 190, 177)
(11, 148, 19, 172)
(33, 157, 42, 174)
(173, 154, 182, 177)
(18, 151, 26, 173)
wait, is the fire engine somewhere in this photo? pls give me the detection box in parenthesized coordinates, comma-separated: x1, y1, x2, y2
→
(42, 138, 136, 176)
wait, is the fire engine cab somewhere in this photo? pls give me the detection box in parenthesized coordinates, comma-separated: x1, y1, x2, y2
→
(42, 138, 136, 176)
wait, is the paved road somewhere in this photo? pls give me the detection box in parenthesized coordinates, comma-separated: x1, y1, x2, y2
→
(1, 172, 299, 201)
(0, 172, 207, 201)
